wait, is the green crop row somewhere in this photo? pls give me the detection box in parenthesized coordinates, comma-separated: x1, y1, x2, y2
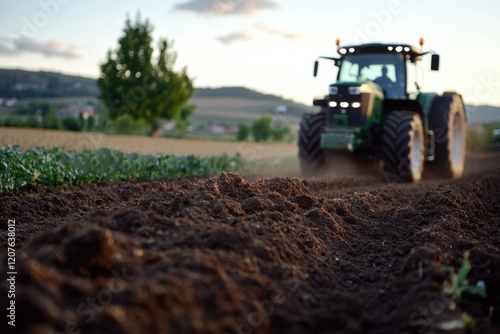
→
(0, 146, 242, 191)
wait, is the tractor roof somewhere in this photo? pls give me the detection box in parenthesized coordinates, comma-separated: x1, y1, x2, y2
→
(337, 43, 424, 60)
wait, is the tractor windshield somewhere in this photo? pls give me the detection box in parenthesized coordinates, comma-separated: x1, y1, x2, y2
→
(337, 53, 406, 99)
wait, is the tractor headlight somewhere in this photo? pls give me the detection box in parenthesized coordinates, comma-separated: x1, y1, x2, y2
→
(329, 86, 338, 95)
(348, 86, 361, 95)
(351, 102, 361, 108)
(328, 101, 338, 107)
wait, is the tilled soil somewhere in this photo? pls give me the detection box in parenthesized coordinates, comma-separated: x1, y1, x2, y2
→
(1, 152, 499, 334)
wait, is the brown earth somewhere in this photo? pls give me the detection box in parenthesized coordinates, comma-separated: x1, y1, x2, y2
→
(1, 151, 499, 334)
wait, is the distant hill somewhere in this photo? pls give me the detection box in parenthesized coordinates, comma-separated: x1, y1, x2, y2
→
(466, 105, 500, 124)
(0, 69, 99, 98)
(194, 87, 286, 102)
(1, 68, 499, 123)
(0, 68, 291, 103)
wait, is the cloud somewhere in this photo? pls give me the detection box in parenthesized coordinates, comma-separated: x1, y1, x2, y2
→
(0, 37, 79, 58)
(175, 0, 278, 15)
(217, 22, 306, 45)
(217, 31, 253, 44)
(254, 22, 305, 40)
(0, 43, 17, 55)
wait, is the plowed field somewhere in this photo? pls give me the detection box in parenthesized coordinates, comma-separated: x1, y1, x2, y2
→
(1, 151, 499, 334)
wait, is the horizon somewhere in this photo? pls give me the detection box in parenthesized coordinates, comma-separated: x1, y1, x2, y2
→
(2, 66, 500, 110)
(1, 1, 499, 107)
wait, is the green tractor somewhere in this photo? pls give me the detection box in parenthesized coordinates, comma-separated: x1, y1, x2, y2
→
(299, 40, 466, 182)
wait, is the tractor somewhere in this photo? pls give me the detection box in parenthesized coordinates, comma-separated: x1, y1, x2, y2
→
(299, 39, 466, 182)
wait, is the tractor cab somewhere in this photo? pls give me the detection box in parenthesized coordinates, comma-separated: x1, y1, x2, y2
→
(314, 42, 440, 100)
(337, 53, 406, 99)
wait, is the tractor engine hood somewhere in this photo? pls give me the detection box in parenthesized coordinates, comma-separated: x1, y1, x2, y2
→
(313, 81, 383, 127)
(313, 81, 384, 151)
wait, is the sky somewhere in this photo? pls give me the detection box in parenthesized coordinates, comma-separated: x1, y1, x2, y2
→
(0, 0, 499, 106)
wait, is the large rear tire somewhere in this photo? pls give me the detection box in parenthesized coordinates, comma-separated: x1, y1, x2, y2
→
(298, 112, 326, 177)
(382, 111, 425, 183)
(427, 94, 466, 179)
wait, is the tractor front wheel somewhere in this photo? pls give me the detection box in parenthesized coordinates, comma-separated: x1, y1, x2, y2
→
(382, 111, 425, 182)
(298, 112, 326, 177)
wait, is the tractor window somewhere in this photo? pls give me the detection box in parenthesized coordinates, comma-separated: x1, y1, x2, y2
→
(337, 53, 406, 98)
(407, 62, 419, 98)
(359, 65, 396, 82)
(337, 61, 359, 82)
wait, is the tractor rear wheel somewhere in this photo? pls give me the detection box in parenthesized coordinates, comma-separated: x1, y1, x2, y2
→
(298, 111, 326, 177)
(382, 111, 425, 182)
(427, 94, 466, 179)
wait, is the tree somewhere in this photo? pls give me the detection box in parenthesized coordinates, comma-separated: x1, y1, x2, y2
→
(236, 122, 250, 141)
(87, 115, 95, 131)
(62, 116, 83, 132)
(250, 117, 292, 142)
(271, 124, 291, 141)
(252, 117, 273, 142)
(98, 14, 194, 136)
(42, 112, 62, 130)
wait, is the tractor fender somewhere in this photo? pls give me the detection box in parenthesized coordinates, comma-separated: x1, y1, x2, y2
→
(440, 92, 467, 121)
(382, 99, 428, 135)
(427, 93, 467, 142)
(425, 92, 467, 178)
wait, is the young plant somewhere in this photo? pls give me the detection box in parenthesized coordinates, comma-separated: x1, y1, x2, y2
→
(442, 251, 486, 300)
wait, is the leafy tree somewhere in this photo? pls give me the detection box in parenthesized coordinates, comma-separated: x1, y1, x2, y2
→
(252, 117, 273, 142)
(98, 14, 194, 136)
(250, 117, 292, 142)
(109, 114, 149, 136)
(42, 112, 62, 130)
(3, 117, 24, 127)
(87, 115, 95, 131)
(236, 122, 250, 141)
(271, 124, 291, 141)
(78, 113, 86, 131)
(25, 115, 40, 128)
(62, 116, 83, 132)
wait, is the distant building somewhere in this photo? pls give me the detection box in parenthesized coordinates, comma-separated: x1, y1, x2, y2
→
(226, 126, 238, 134)
(57, 104, 95, 118)
(274, 105, 288, 113)
(210, 125, 226, 134)
(4, 98, 18, 107)
(162, 121, 176, 131)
